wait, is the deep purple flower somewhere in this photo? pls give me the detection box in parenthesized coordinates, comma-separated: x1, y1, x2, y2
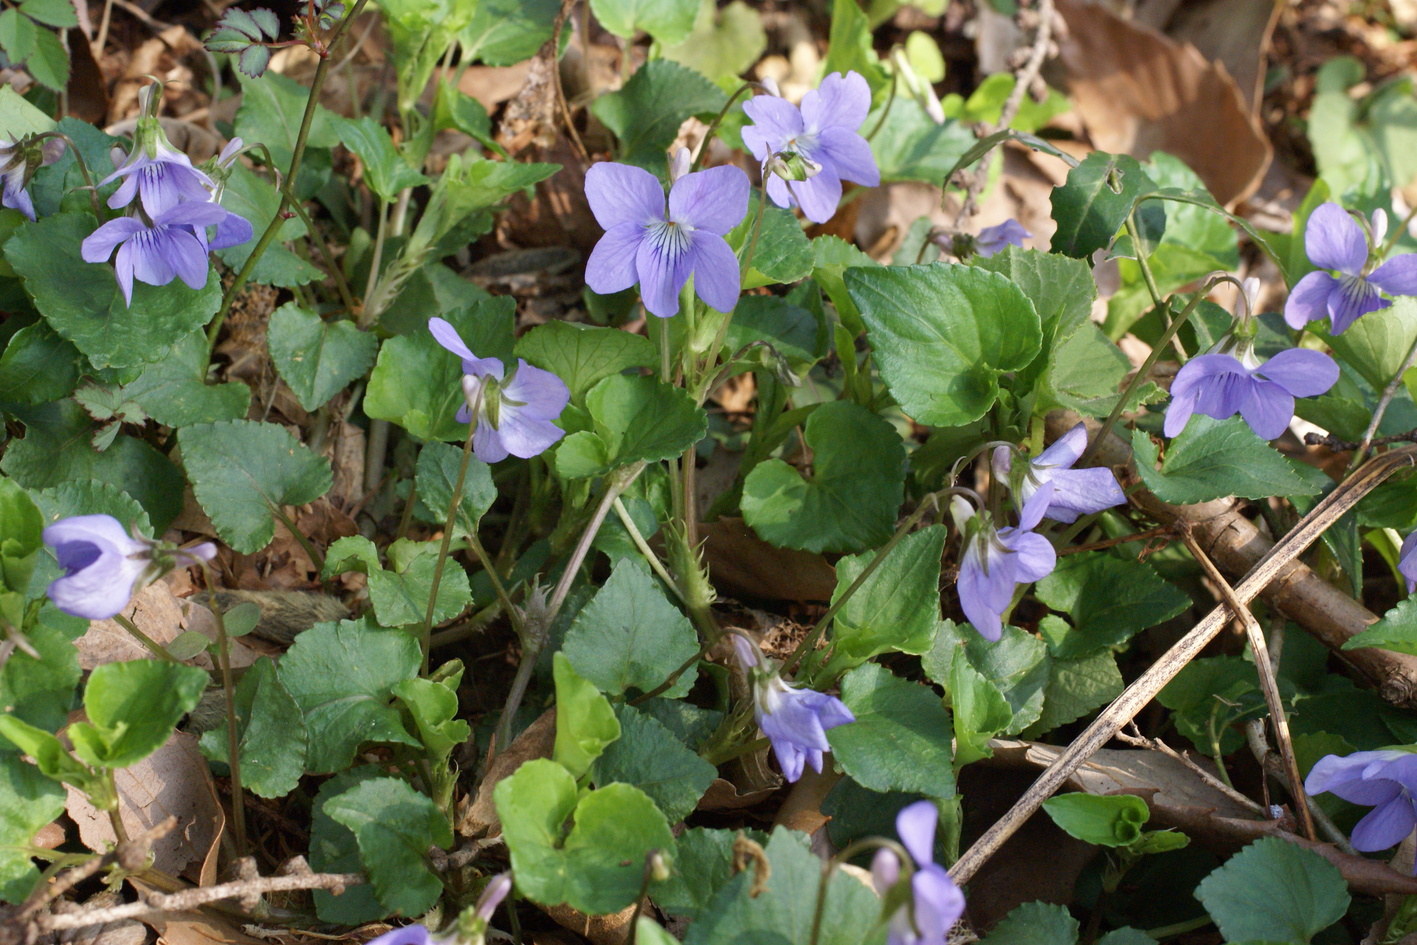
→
(1306, 750, 1417, 864)
(0, 136, 64, 221)
(44, 514, 216, 621)
(871, 801, 966, 945)
(1400, 531, 1417, 594)
(1163, 347, 1340, 440)
(952, 485, 1057, 643)
(741, 71, 881, 224)
(81, 201, 229, 304)
(429, 318, 570, 464)
(732, 635, 854, 783)
(993, 424, 1126, 524)
(976, 220, 1030, 258)
(1284, 202, 1417, 335)
(584, 160, 748, 317)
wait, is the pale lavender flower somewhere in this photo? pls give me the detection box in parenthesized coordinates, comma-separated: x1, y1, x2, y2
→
(975, 220, 1030, 258)
(732, 635, 854, 783)
(871, 801, 966, 945)
(0, 136, 64, 221)
(1284, 202, 1417, 335)
(364, 927, 432, 945)
(81, 201, 229, 304)
(1400, 531, 1417, 594)
(584, 161, 748, 317)
(103, 144, 214, 217)
(952, 485, 1056, 643)
(1163, 347, 1339, 440)
(993, 424, 1125, 524)
(44, 514, 216, 621)
(741, 71, 881, 224)
(429, 317, 570, 464)
(1306, 750, 1417, 865)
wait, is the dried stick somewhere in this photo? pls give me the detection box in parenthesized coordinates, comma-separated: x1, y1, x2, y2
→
(15, 818, 177, 923)
(949, 444, 1417, 885)
(35, 859, 364, 933)
(1115, 724, 1265, 816)
(953, 0, 1056, 225)
(1179, 526, 1316, 841)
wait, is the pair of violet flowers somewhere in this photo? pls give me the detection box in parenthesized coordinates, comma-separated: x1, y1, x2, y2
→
(951, 424, 1126, 641)
(43, 514, 216, 621)
(81, 84, 252, 304)
(732, 634, 853, 783)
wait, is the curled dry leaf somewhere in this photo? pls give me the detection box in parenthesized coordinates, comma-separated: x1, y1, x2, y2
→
(456, 708, 557, 838)
(1053, 0, 1272, 204)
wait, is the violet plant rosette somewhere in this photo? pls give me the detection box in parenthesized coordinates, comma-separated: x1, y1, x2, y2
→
(44, 514, 216, 621)
(428, 317, 570, 464)
(1399, 531, 1417, 593)
(0, 135, 64, 221)
(951, 484, 1057, 642)
(870, 801, 967, 945)
(975, 219, 1031, 258)
(1306, 750, 1417, 868)
(731, 634, 854, 783)
(741, 70, 881, 224)
(1284, 202, 1417, 335)
(992, 423, 1126, 524)
(583, 158, 749, 318)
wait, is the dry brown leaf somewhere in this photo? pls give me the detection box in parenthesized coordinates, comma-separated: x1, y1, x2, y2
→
(543, 901, 637, 945)
(1054, 0, 1272, 204)
(76, 582, 189, 669)
(696, 518, 836, 602)
(1139, 0, 1284, 112)
(456, 708, 557, 838)
(696, 777, 777, 812)
(66, 733, 225, 884)
(773, 767, 840, 836)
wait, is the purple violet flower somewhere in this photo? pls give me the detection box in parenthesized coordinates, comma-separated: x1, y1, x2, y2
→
(1400, 531, 1417, 594)
(81, 201, 229, 305)
(993, 424, 1126, 524)
(1306, 750, 1417, 866)
(102, 85, 215, 218)
(44, 514, 216, 621)
(0, 135, 64, 221)
(429, 317, 570, 464)
(952, 485, 1057, 643)
(741, 71, 881, 224)
(584, 160, 748, 318)
(1162, 347, 1340, 440)
(975, 220, 1031, 258)
(364, 927, 432, 945)
(1284, 202, 1417, 335)
(732, 634, 854, 783)
(871, 801, 966, 945)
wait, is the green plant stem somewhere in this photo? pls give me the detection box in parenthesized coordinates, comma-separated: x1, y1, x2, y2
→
(1077, 281, 1211, 468)
(612, 496, 687, 606)
(281, 181, 358, 314)
(363, 196, 390, 302)
(271, 506, 325, 573)
(782, 493, 939, 677)
(865, 69, 898, 142)
(422, 423, 477, 675)
(807, 838, 912, 945)
(691, 83, 755, 173)
(1347, 331, 1417, 474)
(495, 464, 645, 754)
(1143, 915, 1212, 941)
(703, 735, 769, 766)
(629, 638, 715, 706)
(206, 0, 370, 357)
(112, 614, 179, 663)
(38, 131, 102, 218)
(465, 530, 523, 636)
(205, 569, 246, 858)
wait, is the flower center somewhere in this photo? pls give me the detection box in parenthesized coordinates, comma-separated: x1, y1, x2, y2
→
(646, 219, 692, 260)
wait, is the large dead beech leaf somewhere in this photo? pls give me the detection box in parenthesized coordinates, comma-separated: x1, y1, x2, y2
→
(1133, 0, 1283, 113)
(66, 733, 224, 884)
(1054, 0, 1272, 204)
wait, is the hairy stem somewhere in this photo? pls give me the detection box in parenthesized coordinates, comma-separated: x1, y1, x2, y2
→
(422, 424, 477, 675)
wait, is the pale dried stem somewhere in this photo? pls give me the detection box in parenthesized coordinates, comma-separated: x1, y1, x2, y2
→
(1179, 527, 1316, 841)
(1115, 724, 1265, 816)
(16, 818, 177, 922)
(1244, 719, 1357, 854)
(36, 860, 365, 933)
(949, 443, 1417, 885)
